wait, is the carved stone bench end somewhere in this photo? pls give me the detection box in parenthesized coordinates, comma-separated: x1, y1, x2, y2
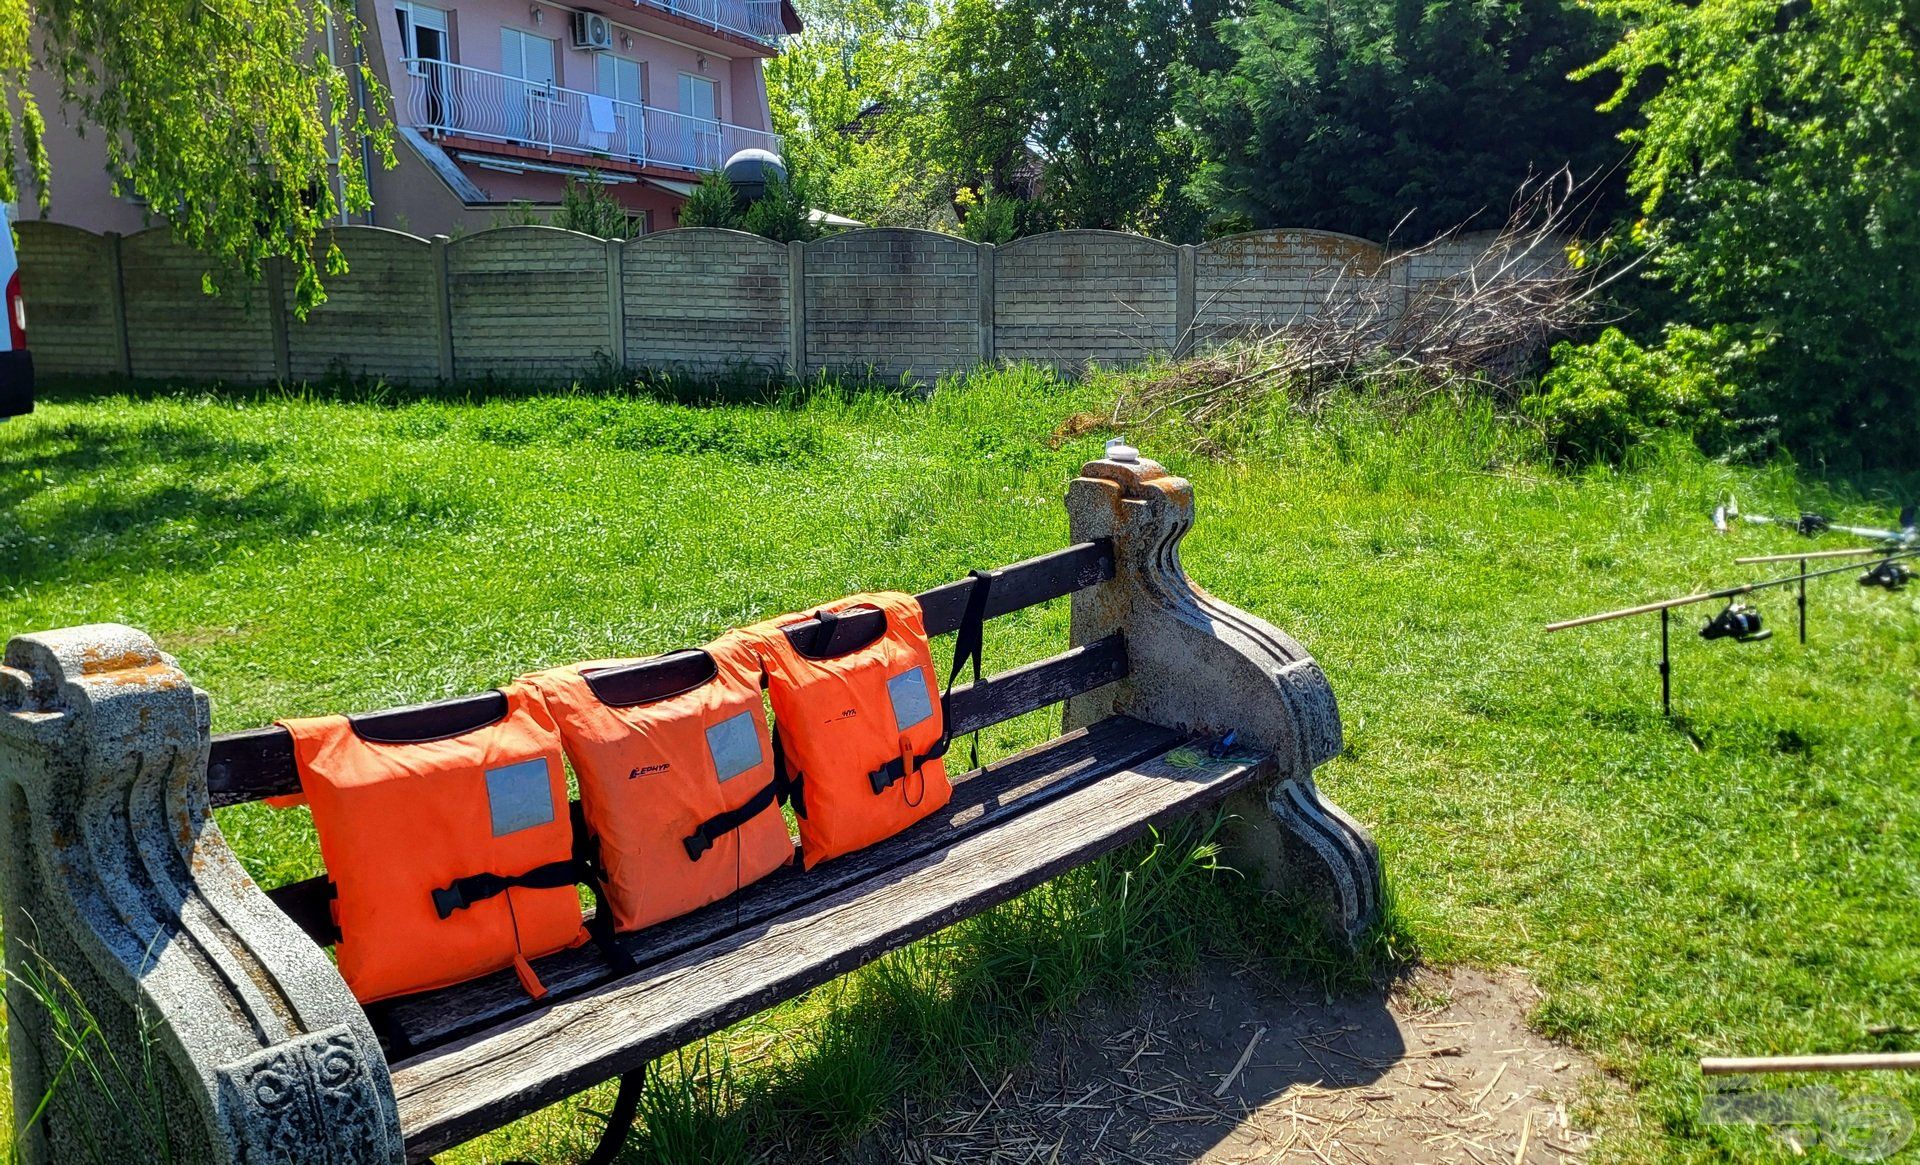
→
(1063, 453, 1385, 944)
(0, 624, 403, 1165)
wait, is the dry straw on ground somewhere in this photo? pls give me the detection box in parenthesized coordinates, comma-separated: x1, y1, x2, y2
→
(1118, 170, 1638, 432)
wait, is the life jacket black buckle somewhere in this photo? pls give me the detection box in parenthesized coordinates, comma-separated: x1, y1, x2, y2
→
(432, 883, 470, 920)
(683, 831, 716, 861)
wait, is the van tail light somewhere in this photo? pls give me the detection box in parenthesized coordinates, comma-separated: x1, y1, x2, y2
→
(5, 271, 23, 350)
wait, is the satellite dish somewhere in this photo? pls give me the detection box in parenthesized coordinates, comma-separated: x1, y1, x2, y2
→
(722, 149, 788, 204)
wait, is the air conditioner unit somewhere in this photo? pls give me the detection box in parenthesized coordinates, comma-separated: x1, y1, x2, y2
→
(571, 11, 614, 50)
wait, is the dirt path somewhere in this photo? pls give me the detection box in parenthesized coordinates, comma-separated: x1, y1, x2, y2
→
(858, 962, 1602, 1164)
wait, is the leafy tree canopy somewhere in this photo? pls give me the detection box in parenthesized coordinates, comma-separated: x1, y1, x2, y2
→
(3, 0, 393, 311)
(929, 0, 1227, 238)
(1181, 0, 1626, 242)
(764, 0, 950, 227)
(1578, 0, 1920, 465)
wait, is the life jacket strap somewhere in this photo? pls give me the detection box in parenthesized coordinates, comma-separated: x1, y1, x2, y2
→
(431, 859, 583, 920)
(867, 568, 994, 794)
(682, 777, 781, 861)
(773, 727, 806, 818)
(570, 805, 637, 974)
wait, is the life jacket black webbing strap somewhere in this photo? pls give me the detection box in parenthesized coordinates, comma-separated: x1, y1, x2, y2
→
(683, 777, 781, 861)
(430, 805, 636, 974)
(869, 569, 994, 794)
(570, 803, 636, 974)
(431, 860, 582, 920)
(772, 723, 806, 818)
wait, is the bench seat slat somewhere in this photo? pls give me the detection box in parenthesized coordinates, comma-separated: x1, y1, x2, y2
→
(371, 710, 1176, 1054)
(390, 734, 1273, 1160)
(205, 541, 1116, 808)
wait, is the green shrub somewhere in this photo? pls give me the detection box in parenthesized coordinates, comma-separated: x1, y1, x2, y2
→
(554, 173, 638, 238)
(1526, 325, 1748, 464)
(677, 171, 741, 230)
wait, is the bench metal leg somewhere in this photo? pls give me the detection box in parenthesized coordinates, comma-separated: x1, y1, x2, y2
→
(0, 625, 404, 1164)
(583, 1071, 644, 1165)
(1062, 452, 1384, 944)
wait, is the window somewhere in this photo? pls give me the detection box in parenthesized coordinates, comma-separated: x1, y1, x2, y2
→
(678, 74, 719, 124)
(396, 3, 451, 128)
(500, 28, 558, 141)
(598, 55, 645, 106)
(395, 2, 450, 72)
(500, 28, 557, 90)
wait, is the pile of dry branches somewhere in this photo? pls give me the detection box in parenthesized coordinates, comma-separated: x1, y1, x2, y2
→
(1121, 170, 1635, 430)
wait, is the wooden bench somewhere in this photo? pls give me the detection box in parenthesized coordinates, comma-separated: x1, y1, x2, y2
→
(0, 449, 1381, 1165)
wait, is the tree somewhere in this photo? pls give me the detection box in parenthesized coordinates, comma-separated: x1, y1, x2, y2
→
(555, 174, 638, 237)
(764, 0, 949, 227)
(678, 171, 743, 229)
(929, 0, 1227, 237)
(5, 1, 393, 311)
(1181, 0, 1625, 242)
(1577, 0, 1920, 466)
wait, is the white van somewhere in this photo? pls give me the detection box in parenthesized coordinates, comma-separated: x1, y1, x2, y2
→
(0, 203, 32, 419)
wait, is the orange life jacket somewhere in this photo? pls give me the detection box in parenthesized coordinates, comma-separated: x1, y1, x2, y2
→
(277, 684, 585, 1004)
(745, 590, 979, 868)
(526, 631, 794, 933)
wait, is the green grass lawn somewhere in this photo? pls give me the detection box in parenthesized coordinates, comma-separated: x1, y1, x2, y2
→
(3, 369, 1917, 1163)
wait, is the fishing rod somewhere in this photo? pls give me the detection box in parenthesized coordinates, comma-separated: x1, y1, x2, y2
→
(1714, 498, 1918, 547)
(1733, 546, 1901, 565)
(1545, 547, 1920, 717)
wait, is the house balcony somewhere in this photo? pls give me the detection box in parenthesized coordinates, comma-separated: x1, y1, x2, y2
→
(404, 59, 782, 178)
(616, 0, 788, 47)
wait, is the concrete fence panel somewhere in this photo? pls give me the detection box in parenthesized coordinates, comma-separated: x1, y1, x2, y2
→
(624, 229, 790, 375)
(803, 229, 980, 382)
(1402, 229, 1569, 287)
(994, 231, 1180, 369)
(17, 221, 1555, 390)
(1195, 229, 1390, 343)
(120, 228, 278, 382)
(284, 228, 442, 384)
(13, 222, 122, 377)
(446, 227, 611, 381)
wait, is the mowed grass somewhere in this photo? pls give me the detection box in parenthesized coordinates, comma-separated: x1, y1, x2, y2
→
(2, 368, 1917, 1163)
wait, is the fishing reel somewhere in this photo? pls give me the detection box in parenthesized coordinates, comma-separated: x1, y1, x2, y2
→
(1700, 601, 1772, 643)
(1796, 512, 1831, 536)
(1859, 559, 1912, 591)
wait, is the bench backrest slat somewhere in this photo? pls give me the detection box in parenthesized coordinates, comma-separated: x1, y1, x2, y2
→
(205, 540, 1115, 808)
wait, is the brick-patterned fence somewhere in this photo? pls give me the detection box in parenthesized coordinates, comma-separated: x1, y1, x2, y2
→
(17, 221, 1523, 385)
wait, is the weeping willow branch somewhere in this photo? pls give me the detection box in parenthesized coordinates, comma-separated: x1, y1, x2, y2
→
(1, 0, 396, 313)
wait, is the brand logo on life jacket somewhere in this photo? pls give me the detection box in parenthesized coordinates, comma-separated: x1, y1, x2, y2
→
(629, 762, 671, 779)
(826, 707, 858, 723)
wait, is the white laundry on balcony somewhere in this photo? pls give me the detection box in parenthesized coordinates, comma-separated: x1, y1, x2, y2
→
(583, 95, 618, 151)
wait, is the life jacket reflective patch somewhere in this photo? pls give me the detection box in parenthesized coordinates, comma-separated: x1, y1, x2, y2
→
(528, 631, 793, 933)
(745, 591, 952, 868)
(277, 685, 585, 1004)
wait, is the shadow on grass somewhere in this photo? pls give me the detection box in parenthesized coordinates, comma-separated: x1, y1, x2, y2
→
(589, 816, 1416, 1165)
(0, 414, 468, 590)
(29, 358, 937, 412)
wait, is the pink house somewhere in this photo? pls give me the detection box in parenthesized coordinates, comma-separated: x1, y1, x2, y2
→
(25, 0, 799, 236)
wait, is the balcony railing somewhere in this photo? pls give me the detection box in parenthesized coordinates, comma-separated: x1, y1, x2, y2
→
(404, 59, 782, 176)
(641, 0, 785, 44)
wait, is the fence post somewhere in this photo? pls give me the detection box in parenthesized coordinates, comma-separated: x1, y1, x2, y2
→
(103, 232, 132, 377)
(787, 239, 807, 379)
(1174, 243, 1198, 358)
(263, 257, 293, 383)
(605, 237, 627, 371)
(431, 235, 456, 381)
(977, 242, 996, 366)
